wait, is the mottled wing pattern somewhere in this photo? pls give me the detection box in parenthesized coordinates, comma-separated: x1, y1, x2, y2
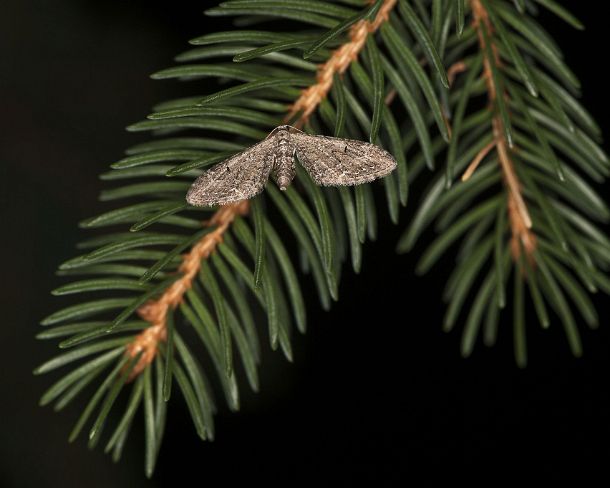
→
(186, 137, 275, 206)
(292, 132, 397, 186)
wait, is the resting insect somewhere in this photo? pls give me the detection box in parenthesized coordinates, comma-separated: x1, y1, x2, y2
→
(186, 124, 397, 206)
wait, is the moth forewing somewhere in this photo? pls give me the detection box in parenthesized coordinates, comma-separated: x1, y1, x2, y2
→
(291, 131, 397, 186)
(185, 137, 275, 206)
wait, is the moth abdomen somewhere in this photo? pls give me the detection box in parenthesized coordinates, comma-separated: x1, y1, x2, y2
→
(273, 152, 296, 190)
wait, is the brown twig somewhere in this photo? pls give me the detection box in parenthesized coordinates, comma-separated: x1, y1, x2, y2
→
(470, 0, 535, 260)
(125, 0, 398, 377)
(461, 139, 496, 182)
(287, 0, 398, 127)
(125, 201, 249, 378)
(384, 88, 398, 106)
(447, 60, 467, 87)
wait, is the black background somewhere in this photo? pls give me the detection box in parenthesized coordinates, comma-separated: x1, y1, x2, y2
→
(1, 1, 609, 486)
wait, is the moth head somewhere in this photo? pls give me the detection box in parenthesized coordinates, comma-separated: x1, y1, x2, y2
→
(268, 124, 300, 138)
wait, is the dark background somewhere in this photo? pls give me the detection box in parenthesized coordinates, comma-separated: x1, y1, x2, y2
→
(1, 1, 609, 486)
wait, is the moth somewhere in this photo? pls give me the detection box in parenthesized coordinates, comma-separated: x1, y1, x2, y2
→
(186, 124, 397, 206)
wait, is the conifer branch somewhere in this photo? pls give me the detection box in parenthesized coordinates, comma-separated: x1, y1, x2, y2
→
(124, 0, 399, 381)
(470, 0, 534, 259)
(401, 0, 609, 365)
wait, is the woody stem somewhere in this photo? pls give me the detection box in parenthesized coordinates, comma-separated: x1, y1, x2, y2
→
(470, 0, 536, 260)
